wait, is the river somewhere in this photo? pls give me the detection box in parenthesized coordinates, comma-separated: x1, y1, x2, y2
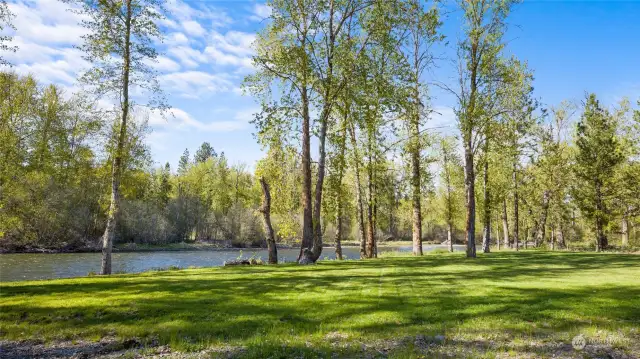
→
(0, 245, 464, 282)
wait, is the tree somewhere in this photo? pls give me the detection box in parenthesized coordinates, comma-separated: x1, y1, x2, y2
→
(259, 177, 277, 264)
(69, 0, 168, 274)
(397, 0, 443, 256)
(497, 58, 537, 250)
(613, 99, 640, 246)
(573, 94, 624, 251)
(157, 162, 171, 206)
(438, 136, 463, 252)
(178, 148, 190, 175)
(445, 0, 518, 257)
(0, 0, 16, 66)
(194, 142, 216, 163)
(248, 0, 373, 263)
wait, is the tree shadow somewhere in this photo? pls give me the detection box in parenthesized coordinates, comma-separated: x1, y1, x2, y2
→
(0, 252, 638, 358)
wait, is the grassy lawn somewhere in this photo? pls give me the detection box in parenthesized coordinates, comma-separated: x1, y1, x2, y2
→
(1, 251, 639, 358)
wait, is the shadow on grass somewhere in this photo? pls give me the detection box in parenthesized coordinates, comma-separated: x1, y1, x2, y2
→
(1, 251, 639, 358)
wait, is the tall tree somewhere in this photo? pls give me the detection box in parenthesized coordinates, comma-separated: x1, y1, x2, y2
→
(194, 142, 216, 163)
(397, 0, 443, 256)
(69, 0, 168, 274)
(248, 0, 372, 263)
(444, 0, 517, 257)
(178, 148, 190, 175)
(439, 136, 463, 252)
(573, 94, 624, 251)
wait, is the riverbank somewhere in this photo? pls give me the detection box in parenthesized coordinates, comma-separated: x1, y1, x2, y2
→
(0, 239, 445, 254)
(1, 251, 638, 358)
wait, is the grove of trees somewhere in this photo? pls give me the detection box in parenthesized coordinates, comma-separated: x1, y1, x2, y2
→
(1, 0, 639, 271)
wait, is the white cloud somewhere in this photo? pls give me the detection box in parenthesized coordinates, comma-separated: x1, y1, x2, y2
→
(159, 71, 232, 98)
(203, 30, 255, 70)
(163, 32, 190, 46)
(250, 3, 271, 21)
(428, 106, 458, 131)
(167, 46, 208, 68)
(182, 20, 206, 37)
(7, 0, 87, 45)
(165, 0, 232, 28)
(147, 56, 181, 72)
(149, 107, 254, 132)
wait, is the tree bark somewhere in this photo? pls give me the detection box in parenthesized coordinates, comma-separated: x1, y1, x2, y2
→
(524, 218, 529, 249)
(622, 212, 629, 247)
(366, 130, 376, 258)
(448, 222, 453, 252)
(100, 0, 132, 275)
(558, 221, 566, 248)
(501, 198, 510, 248)
(259, 177, 277, 264)
(594, 180, 607, 251)
(482, 145, 491, 253)
(311, 111, 328, 261)
(335, 211, 343, 260)
(298, 84, 313, 263)
(512, 160, 519, 251)
(463, 139, 476, 258)
(536, 190, 550, 247)
(410, 84, 423, 256)
(333, 117, 348, 261)
(495, 214, 501, 250)
(349, 123, 367, 259)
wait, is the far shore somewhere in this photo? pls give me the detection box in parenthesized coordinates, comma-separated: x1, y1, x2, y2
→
(0, 240, 449, 254)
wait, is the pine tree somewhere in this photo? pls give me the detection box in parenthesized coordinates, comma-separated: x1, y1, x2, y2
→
(194, 142, 216, 163)
(573, 94, 624, 251)
(178, 148, 190, 175)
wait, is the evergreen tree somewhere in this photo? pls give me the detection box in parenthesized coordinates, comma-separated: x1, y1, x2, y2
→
(573, 94, 624, 251)
(178, 148, 190, 175)
(194, 142, 216, 163)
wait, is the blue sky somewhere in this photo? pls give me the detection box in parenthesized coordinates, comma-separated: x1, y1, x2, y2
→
(2, 0, 639, 170)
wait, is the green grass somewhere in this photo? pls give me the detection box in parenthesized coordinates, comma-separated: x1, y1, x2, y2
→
(1, 251, 639, 358)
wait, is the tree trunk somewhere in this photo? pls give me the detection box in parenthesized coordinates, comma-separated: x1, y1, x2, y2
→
(594, 180, 607, 251)
(448, 222, 453, 252)
(410, 88, 423, 256)
(335, 212, 343, 260)
(463, 139, 476, 258)
(524, 219, 529, 249)
(366, 132, 375, 258)
(259, 177, 277, 264)
(502, 198, 510, 248)
(100, 0, 132, 275)
(333, 117, 348, 261)
(512, 160, 519, 251)
(496, 215, 501, 250)
(536, 190, 550, 247)
(482, 146, 491, 253)
(622, 212, 629, 247)
(550, 224, 555, 250)
(311, 111, 328, 261)
(349, 123, 367, 259)
(298, 83, 314, 263)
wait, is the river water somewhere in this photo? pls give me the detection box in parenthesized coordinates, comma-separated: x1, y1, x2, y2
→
(0, 245, 464, 282)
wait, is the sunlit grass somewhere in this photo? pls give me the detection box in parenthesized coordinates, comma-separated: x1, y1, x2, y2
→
(1, 251, 638, 358)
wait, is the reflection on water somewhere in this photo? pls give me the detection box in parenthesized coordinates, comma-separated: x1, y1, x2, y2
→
(0, 245, 464, 282)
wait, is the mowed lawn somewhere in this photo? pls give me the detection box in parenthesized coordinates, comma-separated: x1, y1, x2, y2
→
(1, 251, 639, 358)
